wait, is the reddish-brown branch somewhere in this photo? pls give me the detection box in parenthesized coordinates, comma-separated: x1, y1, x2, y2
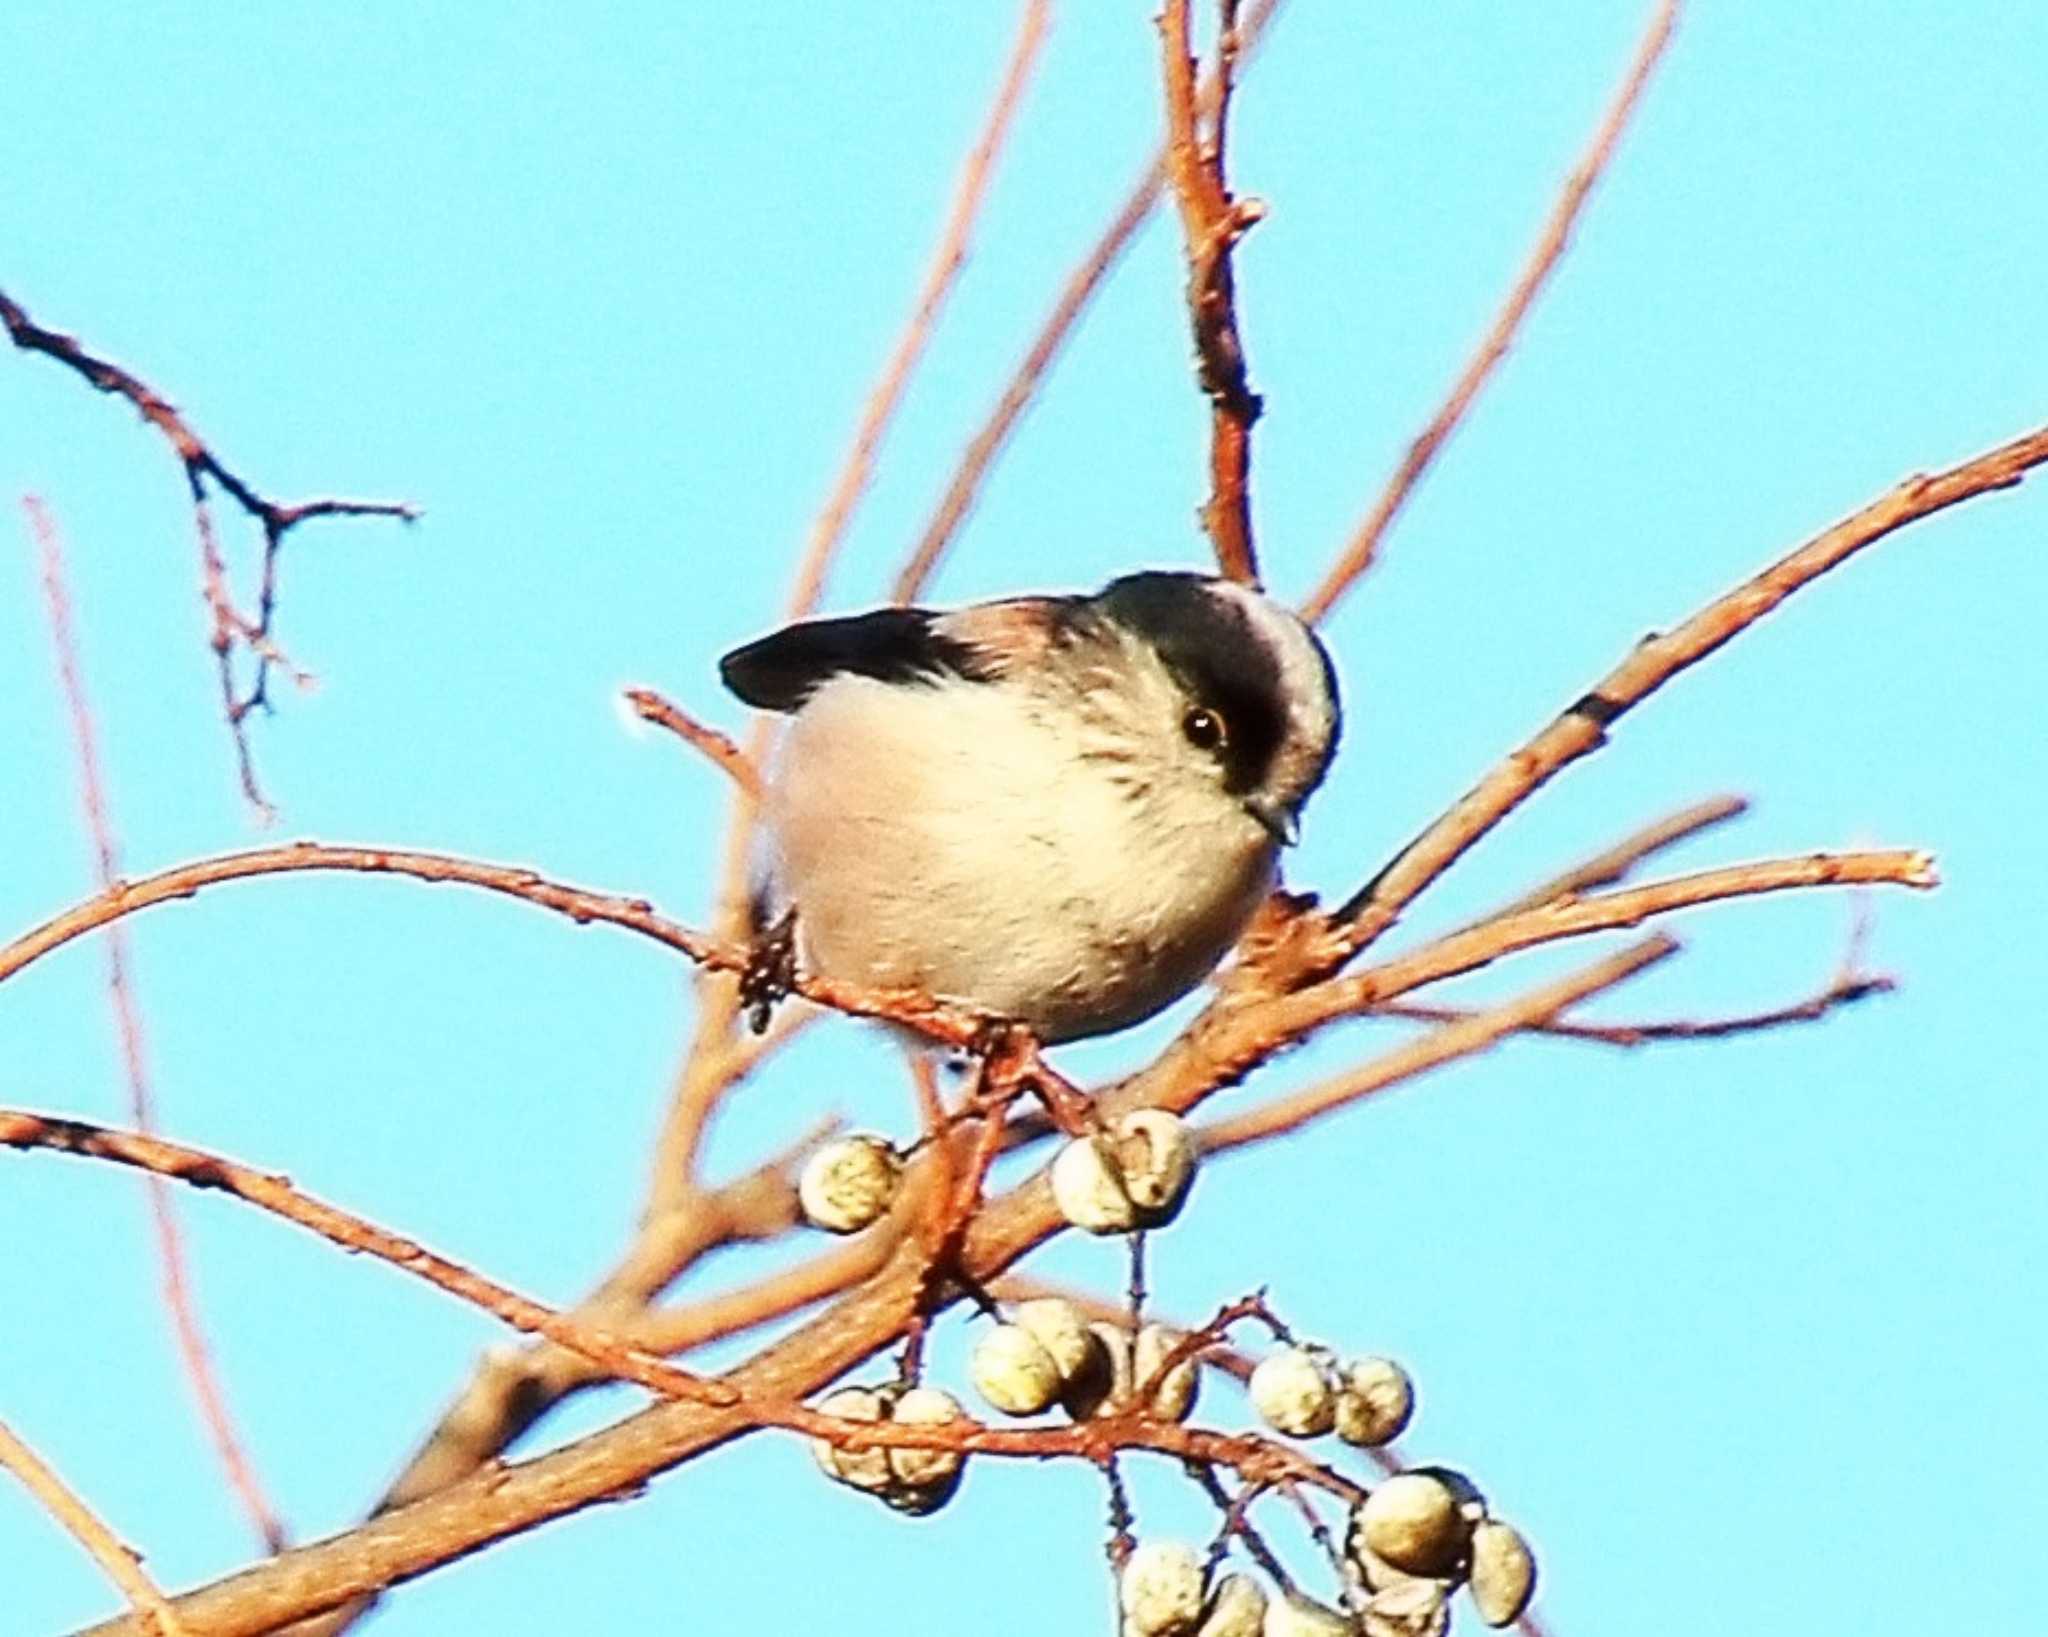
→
(25, 497, 289, 1555)
(1374, 967, 1893, 1048)
(1299, 0, 1682, 623)
(1326, 423, 2048, 961)
(784, 0, 1049, 620)
(1489, 793, 1748, 920)
(1160, 0, 1263, 584)
(0, 1111, 735, 1408)
(0, 842, 991, 1050)
(891, 0, 1287, 602)
(0, 1416, 189, 1637)
(62, 867, 1873, 1637)
(3, 286, 416, 811)
(1202, 936, 1676, 1148)
(620, 687, 763, 799)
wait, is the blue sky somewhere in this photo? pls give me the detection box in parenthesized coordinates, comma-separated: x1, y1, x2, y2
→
(2, 3, 2043, 1633)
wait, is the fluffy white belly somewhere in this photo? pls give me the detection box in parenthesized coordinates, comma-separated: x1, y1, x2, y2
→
(764, 676, 1275, 1042)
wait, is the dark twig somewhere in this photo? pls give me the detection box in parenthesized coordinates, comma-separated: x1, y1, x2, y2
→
(3, 286, 416, 811)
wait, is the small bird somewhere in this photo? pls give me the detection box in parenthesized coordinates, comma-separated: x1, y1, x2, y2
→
(719, 569, 1341, 1043)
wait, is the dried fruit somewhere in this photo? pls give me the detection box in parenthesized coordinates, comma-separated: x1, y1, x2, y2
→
(1120, 1540, 1208, 1637)
(1249, 1345, 1337, 1437)
(1357, 1472, 1470, 1578)
(1332, 1356, 1413, 1449)
(969, 1323, 1062, 1416)
(797, 1135, 901, 1234)
(1467, 1519, 1537, 1627)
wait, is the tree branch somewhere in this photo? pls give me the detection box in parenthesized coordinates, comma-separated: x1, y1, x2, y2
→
(785, 0, 1050, 620)
(1299, 0, 1681, 623)
(24, 496, 287, 1554)
(891, 0, 1288, 602)
(1160, 0, 1263, 584)
(2, 286, 416, 813)
(0, 1416, 189, 1637)
(1327, 423, 2048, 960)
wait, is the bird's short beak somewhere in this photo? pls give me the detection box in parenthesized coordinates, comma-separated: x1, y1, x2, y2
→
(1245, 797, 1299, 847)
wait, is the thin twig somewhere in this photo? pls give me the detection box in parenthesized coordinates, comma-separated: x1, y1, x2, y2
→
(1487, 793, 1747, 919)
(620, 686, 763, 799)
(1299, 0, 1682, 623)
(892, 0, 1287, 602)
(3, 287, 416, 812)
(785, 0, 1050, 620)
(1200, 936, 1677, 1148)
(24, 496, 289, 1555)
(0, 1416, 190, 1637)
(1375, 968, 1893, 1048)
(0, 842, 990, 1049)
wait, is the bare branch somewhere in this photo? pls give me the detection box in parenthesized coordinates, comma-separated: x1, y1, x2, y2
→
(891, 0, 1287, 602)
(784, 0, 1050, 620)
(1299, 0, 1682, 623)
(0, 842, 991, 1049)
(1488, 793, 1748, 919)
(1160, 0, 1263, 584)
(0, 1111, 736, 1409)
(1201, 935, 1676, 1148)
(0, 1416, 189, 1637)
(620, 686, 764, 799)
(1328, 423, 2048, 959)
(3, 287, 416, 811)
(1375, 969, 1893, 1048)
(24, 496, 288, 1554)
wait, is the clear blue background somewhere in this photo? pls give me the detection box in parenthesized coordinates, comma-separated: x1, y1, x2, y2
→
(3, 3, 2043, 1633)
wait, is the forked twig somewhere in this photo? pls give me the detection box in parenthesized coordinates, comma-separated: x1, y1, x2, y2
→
(2, 287, 416, 812)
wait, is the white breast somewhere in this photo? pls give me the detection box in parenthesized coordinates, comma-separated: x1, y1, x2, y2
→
(764, 675, 1275, 1041)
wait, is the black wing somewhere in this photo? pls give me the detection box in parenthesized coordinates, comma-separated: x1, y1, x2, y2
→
(718, 608, 995, 713)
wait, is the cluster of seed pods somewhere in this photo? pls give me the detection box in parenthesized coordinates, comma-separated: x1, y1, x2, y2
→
(798, 1108, 1535, 1632)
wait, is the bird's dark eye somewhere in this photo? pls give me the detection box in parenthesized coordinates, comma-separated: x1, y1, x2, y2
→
(1182, 707, 1226, 752)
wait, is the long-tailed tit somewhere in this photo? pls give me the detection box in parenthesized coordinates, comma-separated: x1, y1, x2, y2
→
(719, 570, 1341, 1042)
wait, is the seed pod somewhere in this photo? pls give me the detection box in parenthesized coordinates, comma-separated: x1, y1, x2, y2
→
(1050, 1111, 1201, 1234)
(1261, 1591, 1353, 1636)
(797, 1136, 901, 1234)
(1134, 1323, 1201, 1422)
(1113, 1109, 1198, 1221)
(1119, 1540, 1208, 1637)
(1357, 1473, 1470, 1578)
(1333, 1356, 1414, 1448)
(969, 1323, 1062, 1416)
(884, 1385, 965, 1499)
(1050, 1133, 1140, 1233)
(1194, 1572, 1267, 1636)
(1060, 1320, 1131, 1420)
(1467, 1520, 1537, 1627)
(1248, 1345, 1337, 1437)
(1361, 1580, 1449, 1637)
(1345, 1522, 1449, 1597)
(1012, 1298, 1103, 1384)
(810, 1386, 892, 1493)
